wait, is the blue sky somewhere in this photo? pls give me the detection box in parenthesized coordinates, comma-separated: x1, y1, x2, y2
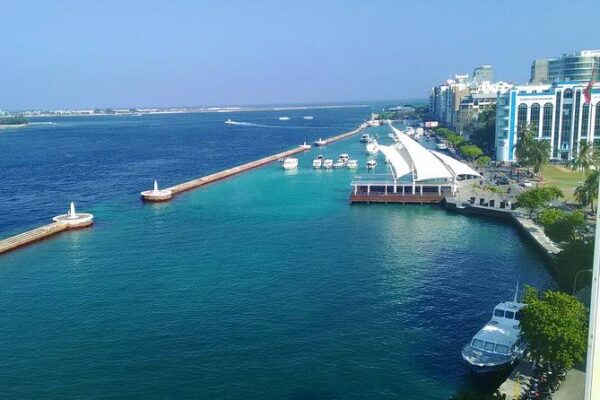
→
(1, 0, 598, 109)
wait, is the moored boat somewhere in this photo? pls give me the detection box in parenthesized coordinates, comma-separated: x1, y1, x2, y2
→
(360, 133, 371, 143)
(333, 159, 345, 168)
(312, 157, 323, 169)
(461, 284, 527, 374)
(322, 159, 333, 169)
(366, 160, 377, 170)
(281, 157, 298, 170)
(346, 160, 358, 169)
(339, 153, 349, 162)
(366, 139, 379, 154)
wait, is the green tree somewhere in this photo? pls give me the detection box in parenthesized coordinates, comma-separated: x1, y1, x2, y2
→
(537, 207, 566, 226)
(544, 211, 585, 242)
(459, 144, 483, 160)
(575, 170, 599, 212)
(434, 127, 454, 138)
(476, 156, 491, 168)
(515, 125, 551, 179)
(469, 106, 496, 154)
(572, 141, 594, 175)
(556, 239, 594, 291)
(521, 286, 588, 370)
(516, 186, 563, 217)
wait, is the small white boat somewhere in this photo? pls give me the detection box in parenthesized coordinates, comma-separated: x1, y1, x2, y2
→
(279, 116, 290, 121)
(312, 158, 323, 169)
(225, 119, 235, 124)
(436, 143, 448, 150)
(323, 159, 333, 169)
(461, 284, 527, 374)
(338, 153, 349, 162)
(281, 157, 298, 170)
(346, 160, 358, 169)
(360, 133, 371, 143)
(333, 160, 345, 168)
(303, 116, 314, 120)
(314, 138, 327, 146)
(366, 139, 379, 155)
(366, 160, 377, 170)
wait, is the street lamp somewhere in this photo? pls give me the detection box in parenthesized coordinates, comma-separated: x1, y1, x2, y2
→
(574, 269, 593, 296)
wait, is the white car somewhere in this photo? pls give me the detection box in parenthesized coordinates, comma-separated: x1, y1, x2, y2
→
(520, 179, 532, 188)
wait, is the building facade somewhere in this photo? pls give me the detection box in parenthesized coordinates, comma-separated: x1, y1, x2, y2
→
(495, 81, 600, 162)
(473, 65, 494, 83)
(530, 59, 549, 84)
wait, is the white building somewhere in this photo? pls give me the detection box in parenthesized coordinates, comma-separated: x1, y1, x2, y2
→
(495, 81, 600, 162)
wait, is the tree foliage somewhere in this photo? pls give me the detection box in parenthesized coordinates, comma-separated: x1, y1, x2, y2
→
(476, 156, 491, 167)
(544, 210, 585, 243)
(556, 239, 594, 291)
(469, 106, 496, 155)
(575, 170, 599, 212)
(459, 144, 483, 160)
(521, 286, 588, 370)
(516, 186, 564, 217)
(515, 125, 551, 179)
(536, 207, 566, 226)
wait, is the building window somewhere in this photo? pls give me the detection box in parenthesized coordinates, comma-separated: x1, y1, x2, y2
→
(542, 103, 553, 137)
(517, 103, 528, 133)
(530, 103, 540, 134)
(561, 102, 572, 150)
(582, 103, 590, 137)
(573, 91, 581, 154)
(554, 92, 562, 154)
(563, 88, 574, 99)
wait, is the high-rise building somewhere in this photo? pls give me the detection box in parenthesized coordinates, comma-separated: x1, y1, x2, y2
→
(495, 81, 600, 162)
(530, 59, 549, 84)
(472, 65, 494, 84)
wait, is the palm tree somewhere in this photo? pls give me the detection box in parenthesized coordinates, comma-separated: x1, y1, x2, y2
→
(575, 170, 599, 212)
(572, 141, 593, 183)
(529, 138, 551, 180)
(515, 124, 550, 179)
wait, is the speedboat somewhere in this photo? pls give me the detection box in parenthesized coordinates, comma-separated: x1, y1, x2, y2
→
(314, 138, 327, 146)
(225, 119, 235, 124)
(436, 143, 448, 150)
(461, 284, 527, 374)
(323, 159, 333, 169)
(333, 159, 346, 168)
(312, 157, 323, 169)
(339, 153, 349, 162)
(366, 160, 377, 170)
(281, 157, 298, 170)
(279, 116, 290, 121)
(360, 133, 371, 143)
(346, 160, 358, 169)
(366, 139, 379, 155)
(303, 116, 314, 120)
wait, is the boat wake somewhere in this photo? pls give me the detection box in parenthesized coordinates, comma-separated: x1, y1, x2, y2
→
(30, 122, 56, 125)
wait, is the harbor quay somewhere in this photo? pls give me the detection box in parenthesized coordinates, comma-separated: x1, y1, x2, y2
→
(0, 202, 93, 256)
(141, 123, 368, 202)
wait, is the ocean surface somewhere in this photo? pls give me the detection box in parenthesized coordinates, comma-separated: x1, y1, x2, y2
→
(0, 106, 554, 399)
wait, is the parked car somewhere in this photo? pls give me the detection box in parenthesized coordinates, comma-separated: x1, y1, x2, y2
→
(520, 179, 533, 188)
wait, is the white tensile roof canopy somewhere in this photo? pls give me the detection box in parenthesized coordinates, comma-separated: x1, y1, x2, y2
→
(383, 126, 481, 182)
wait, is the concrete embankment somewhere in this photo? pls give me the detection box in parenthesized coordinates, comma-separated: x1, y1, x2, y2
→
(142, 123, 368, 202)
(0, 222, 68, 255)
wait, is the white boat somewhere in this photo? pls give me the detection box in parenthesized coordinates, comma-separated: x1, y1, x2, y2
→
(366, 139, 379, 155)
(366, 160, 377, 170)
(346, 160, 358, 169)
(360, 133, 371, 143)
(461, 284, 527, 374)
(279, 116, 290, 121)
(303, 116, 314, 120)
(312, 158, 323, 169)
(436, 143, 448, 150)
(323, 159, 333, 169)
(333, 160, 345, 168)
(314, 138, 327, 146)
(225, 119, 235, 124)
(281, 157, 298, 170)
(338, 153, 349, 162)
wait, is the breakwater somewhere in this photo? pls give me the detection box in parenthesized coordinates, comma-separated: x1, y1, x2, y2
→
(142, 123, 367, 202)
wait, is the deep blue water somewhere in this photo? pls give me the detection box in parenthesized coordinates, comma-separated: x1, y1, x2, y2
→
(0, 107, 554, 399)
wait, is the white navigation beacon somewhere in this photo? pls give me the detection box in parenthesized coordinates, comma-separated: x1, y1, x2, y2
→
(141, 179, 173, 202)
(52, 202, 94, 228)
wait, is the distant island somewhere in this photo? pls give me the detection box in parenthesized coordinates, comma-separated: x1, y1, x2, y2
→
(0, 116, 28, 128)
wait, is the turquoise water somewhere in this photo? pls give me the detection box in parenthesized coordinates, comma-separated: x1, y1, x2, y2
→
(0, 112, 554, 399)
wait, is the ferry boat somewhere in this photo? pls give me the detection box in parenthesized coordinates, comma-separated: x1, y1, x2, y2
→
(461, 284, 526, 374)
(360, 133, 371, 143)
(314, 138, 327, 146)
(346, 160, 358, 169)
(366, 139, 379, 155)
(279, 116, 290, 121)
(436, 143, 448, 150)
(281, 157, 298, 170)
(323, 159, 333, 169)
(366, 160, 377, 170)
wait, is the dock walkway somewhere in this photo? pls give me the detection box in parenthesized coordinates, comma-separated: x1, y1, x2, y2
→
(0, 222, 68, 255)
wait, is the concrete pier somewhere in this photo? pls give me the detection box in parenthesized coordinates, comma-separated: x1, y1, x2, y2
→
(0, 202, 94, 256)
(141, 124, 367, 202)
